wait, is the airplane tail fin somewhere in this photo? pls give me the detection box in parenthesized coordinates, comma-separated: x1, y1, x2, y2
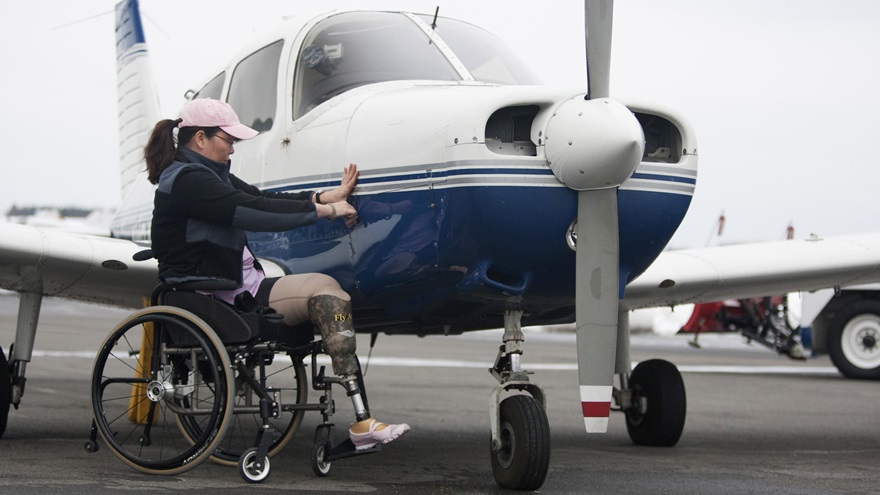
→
(115, 0, 160, 202)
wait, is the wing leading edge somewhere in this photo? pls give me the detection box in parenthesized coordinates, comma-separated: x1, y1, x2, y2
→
(623, 233, 880, 310)
(0, 222, 156, 308)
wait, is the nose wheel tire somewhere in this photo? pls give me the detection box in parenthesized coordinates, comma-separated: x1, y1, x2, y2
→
(489, 394, 550, 491)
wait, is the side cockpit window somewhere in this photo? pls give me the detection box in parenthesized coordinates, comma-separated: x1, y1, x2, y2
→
(227, 40, 284, 134)
(192, 72, 225, 101)
(293, 12, 460, 119)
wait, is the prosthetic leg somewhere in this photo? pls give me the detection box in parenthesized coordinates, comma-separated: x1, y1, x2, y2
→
(308, 295, 381, 476)
(309, 295, 369, 417)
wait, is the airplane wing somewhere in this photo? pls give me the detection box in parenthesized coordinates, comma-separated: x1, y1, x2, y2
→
(0, 222, 156, 308)
(623, 233, 880, 310)
(5, 218, 878, 319)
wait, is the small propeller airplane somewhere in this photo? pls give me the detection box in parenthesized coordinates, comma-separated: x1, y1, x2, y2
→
(3, 0, 880, 490)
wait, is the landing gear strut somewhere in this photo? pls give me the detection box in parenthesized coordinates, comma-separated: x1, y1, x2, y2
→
(0, 346, 10, 439)
(488, 310, 550, 491)
(1, 291, 43, 438)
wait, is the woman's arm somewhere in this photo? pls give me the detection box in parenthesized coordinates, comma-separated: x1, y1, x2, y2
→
(174, 166, 317, 231)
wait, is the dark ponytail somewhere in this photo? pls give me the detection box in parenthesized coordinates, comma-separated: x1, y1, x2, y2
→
(145, 119, 222, 184)
(144, 118, 183, 185)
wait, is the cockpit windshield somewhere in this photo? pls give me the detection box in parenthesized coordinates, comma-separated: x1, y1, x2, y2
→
(293, 11, 542, 119)
(416, 15, 542, 86)
(294, 12, 459, 118)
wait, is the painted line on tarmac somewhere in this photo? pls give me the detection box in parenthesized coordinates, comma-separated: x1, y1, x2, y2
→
(32, 350, 97, 359)
(675, 364, 838, 375)
(31, 350, 840, 376)
(356, 357, 839, 376)
(317, 356, 841, 375)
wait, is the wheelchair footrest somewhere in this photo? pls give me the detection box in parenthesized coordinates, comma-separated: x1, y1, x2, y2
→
(315, 423, 381, 463)
(325, 438, 382, 462)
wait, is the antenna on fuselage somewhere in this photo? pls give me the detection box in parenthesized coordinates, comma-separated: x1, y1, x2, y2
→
(431, 6, 440, 29)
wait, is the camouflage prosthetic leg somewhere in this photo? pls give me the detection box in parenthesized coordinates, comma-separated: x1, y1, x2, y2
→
(309, 295, 370, 421)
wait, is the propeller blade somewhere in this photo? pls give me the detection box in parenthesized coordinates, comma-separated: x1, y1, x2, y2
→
(544, 0, 641, 435)
(585, 0, 614, 100)
(575, 188, 620, 433)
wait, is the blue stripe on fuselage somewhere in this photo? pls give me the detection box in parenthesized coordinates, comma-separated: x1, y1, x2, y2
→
(263, 165, 692, 194)
(629, 172, 697, 185)
(246, 181, 692, 325)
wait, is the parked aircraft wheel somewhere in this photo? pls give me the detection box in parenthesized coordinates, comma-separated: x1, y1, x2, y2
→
(0, 346, 10, 439)
(828, 300, 880, 379)
(625, 359, 686, 446)
(91, 307, 234, 475)
(489, 394, 550, 491)
(177, 355, 308, 466)
(239, 447, 271, 483)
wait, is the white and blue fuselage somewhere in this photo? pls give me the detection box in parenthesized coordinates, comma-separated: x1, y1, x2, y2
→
(110, 5, 698, 334)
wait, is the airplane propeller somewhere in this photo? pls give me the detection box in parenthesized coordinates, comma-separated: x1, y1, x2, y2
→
(544, 0, 644, 433)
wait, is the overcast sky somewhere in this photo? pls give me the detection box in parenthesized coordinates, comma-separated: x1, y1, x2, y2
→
(1, 0, 878, 248)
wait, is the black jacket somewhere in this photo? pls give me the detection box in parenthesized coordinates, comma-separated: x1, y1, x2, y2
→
(151, 147, 316, 286)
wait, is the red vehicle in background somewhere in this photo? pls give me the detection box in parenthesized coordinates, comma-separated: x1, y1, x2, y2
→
(679, 215, 805, 358)
(680, 295, 806, 359)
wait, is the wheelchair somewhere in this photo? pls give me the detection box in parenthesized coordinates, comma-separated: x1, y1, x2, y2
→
(85, 253, 378, 482)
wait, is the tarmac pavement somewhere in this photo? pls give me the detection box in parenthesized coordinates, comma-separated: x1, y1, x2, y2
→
(1, 294, 879, 494)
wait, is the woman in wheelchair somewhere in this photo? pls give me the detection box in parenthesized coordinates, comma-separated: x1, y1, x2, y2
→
(143, 98, 410, 451)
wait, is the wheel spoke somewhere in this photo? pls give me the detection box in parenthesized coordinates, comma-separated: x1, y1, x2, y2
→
(91, 308, 234, 475)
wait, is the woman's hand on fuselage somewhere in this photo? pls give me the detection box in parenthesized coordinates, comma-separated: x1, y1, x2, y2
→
(319, 163, 359, 204)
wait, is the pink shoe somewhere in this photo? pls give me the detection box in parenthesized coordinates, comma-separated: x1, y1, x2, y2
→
(349, 419, 411, 450)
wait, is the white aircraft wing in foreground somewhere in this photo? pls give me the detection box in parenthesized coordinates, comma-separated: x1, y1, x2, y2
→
(625, 234, 880, 310)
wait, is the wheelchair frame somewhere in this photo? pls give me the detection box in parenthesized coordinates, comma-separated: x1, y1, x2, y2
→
(86, 280, 378, 483)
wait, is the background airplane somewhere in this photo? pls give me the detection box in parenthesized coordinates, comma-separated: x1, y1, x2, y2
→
(0, 0, 878, 486)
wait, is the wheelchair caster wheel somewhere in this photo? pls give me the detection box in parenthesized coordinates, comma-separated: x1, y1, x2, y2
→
(239, 447, 271, 483)
(311, 442, 331, 477)
(84, 441, 99, 453)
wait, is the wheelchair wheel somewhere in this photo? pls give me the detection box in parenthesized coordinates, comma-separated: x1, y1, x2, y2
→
(176, 352, 309, 466)
(91, 306, 234, 475)
(239, 447, 271, 483)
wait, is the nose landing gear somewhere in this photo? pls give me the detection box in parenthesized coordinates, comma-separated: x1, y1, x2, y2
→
(488, 310, 550, 491)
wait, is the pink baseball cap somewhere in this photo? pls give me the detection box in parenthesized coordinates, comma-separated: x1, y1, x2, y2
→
(178, 98, 259, 140)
